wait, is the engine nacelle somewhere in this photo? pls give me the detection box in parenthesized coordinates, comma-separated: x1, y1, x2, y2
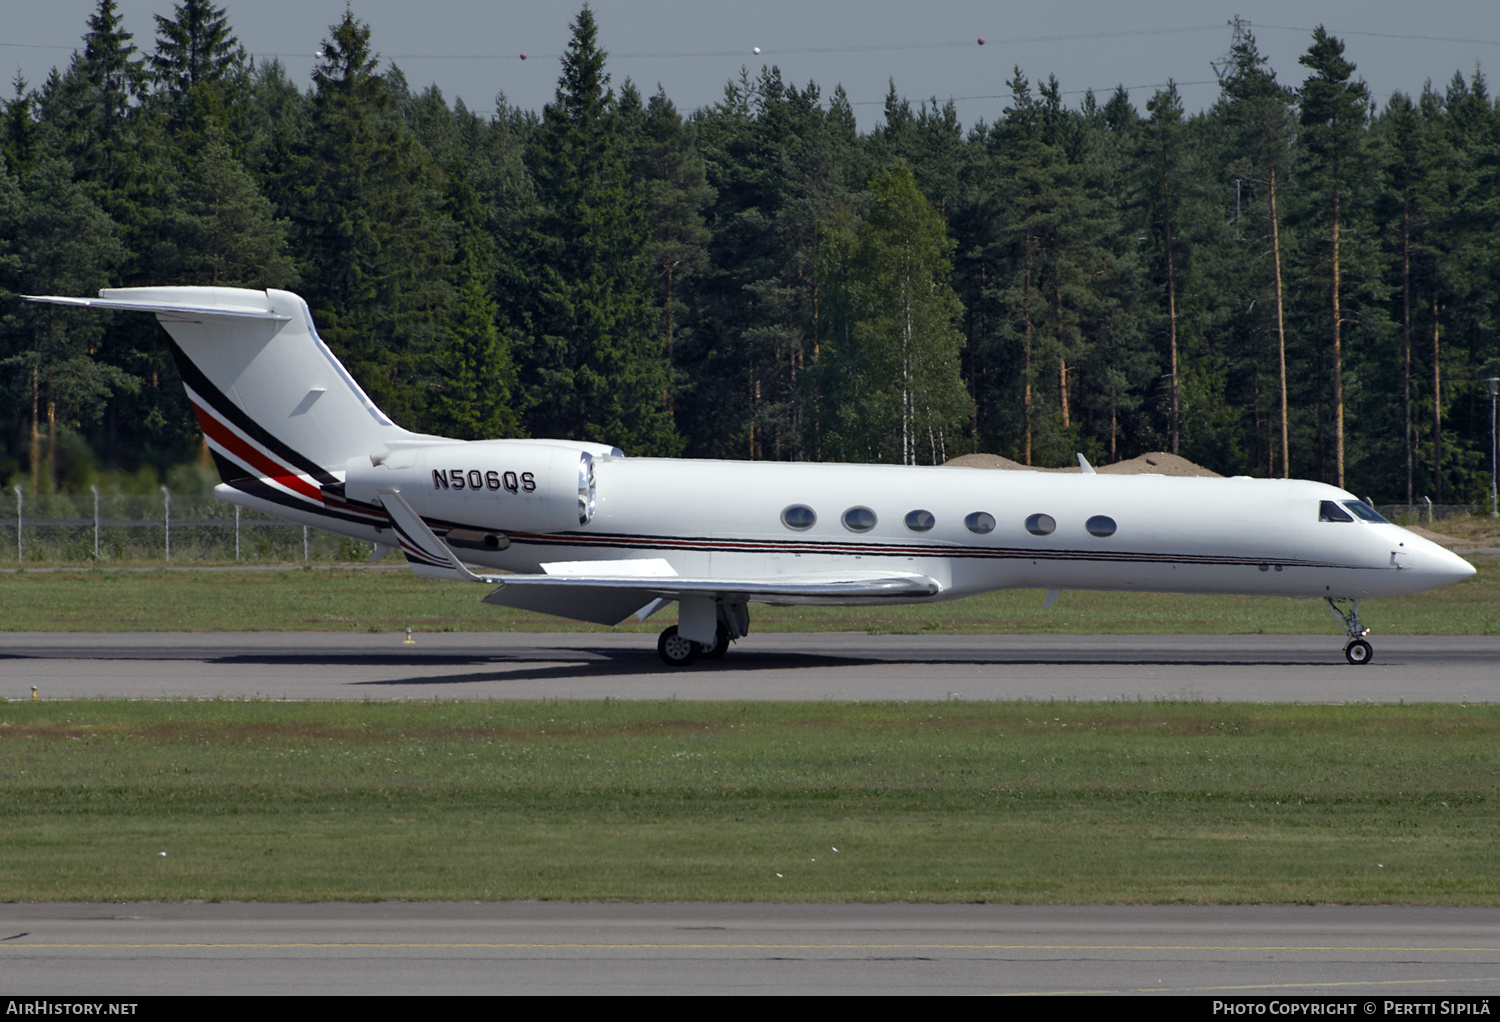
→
(343, 439, 611, 534)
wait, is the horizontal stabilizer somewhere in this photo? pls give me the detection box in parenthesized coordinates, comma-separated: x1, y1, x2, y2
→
(25, 291, 292, 321)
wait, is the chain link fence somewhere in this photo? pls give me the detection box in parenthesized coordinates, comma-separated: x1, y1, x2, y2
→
(1372, 502, 1481, 525)
(3, 488, 1485, 564)
(2, 488, 373, 564)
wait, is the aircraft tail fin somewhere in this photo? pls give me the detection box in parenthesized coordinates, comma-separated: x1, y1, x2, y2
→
(25, 287, 426, 526)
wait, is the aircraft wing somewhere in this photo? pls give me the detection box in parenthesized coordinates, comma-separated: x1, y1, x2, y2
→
(374, 487, 941, 626)
(482, 569, 942, 625)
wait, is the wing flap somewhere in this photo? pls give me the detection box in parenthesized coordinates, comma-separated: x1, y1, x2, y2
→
(486, 569, 941, 607)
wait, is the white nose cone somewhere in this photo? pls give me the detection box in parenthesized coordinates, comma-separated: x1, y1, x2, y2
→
(1402, 531, 1477, 591)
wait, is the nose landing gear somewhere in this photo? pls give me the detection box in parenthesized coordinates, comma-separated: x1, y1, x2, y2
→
(1326, 598, 1373, 665)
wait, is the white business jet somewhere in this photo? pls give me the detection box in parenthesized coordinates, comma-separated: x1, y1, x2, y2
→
(27, 287, 1476, 666)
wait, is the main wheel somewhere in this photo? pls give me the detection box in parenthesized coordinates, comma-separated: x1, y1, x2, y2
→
(1344, 639, 1373, 665)
(657, 626, 701, 667)
(700, 623, 732, 661)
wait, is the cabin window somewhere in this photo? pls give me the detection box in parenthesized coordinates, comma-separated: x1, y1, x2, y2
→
(904, 509, 936, 532)
(1025, 513, 1056, 536)
(1086, 515, 1117, 537)
(781, 505, 817, 530)
(842, 506, 878, 532)
(1319, 500, 1354, 523)
(1342, 500, 1389, 524)
(965, 512, 996, 535)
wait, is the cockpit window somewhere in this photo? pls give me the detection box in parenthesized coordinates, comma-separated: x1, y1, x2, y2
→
(1342, 500, 1390, 524)
(1319, 500, 1354, 523)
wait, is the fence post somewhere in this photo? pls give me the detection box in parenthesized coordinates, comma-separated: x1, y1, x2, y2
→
(235, 505, 241, 561)
(303, 525, 309, 562)
(91, 484, 100, 559)
(12, 485, 20, 562)
(161, 485, 171, 561)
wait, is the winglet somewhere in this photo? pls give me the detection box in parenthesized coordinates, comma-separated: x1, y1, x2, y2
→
(375, 488, 499, 583)
(1076, 453, 1096, 474)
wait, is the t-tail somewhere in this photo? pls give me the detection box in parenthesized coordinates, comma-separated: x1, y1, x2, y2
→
(25, 286, 424, 535)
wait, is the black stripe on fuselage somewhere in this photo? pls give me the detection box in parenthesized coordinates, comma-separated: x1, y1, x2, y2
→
(431, 526, 1361, 572)
(225, 476, 388, 529)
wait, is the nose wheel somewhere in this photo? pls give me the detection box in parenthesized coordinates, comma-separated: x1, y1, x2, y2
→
(1327, 598, 1373, 666)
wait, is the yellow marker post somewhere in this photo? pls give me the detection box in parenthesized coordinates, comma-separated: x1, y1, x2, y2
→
(404, 627, 414, 645)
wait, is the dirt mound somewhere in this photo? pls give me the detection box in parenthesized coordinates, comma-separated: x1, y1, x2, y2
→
(942, 452, 1030, 470)
(944, 450, 1220, 477)
(1095, 452, 1222, 477)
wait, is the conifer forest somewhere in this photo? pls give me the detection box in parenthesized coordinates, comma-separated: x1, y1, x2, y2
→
(3, 2, 1498, 505)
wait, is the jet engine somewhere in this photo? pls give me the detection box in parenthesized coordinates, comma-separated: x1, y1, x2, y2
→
(342, 439, 616, 536)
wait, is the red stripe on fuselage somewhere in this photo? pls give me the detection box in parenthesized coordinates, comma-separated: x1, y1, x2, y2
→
(189, 398, 324, 505)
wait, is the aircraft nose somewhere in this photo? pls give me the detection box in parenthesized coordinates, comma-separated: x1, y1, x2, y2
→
(1417, 545, 1476, 587)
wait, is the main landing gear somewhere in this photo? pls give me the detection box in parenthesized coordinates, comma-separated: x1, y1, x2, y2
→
(1326, 597, 1373, 665)
(656, 601, 748, 667)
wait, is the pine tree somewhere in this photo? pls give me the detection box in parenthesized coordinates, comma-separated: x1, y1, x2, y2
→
(1218, 31, 1297, 477)
(0, 159, 133, 490)
(1142, 82, 1188, 454)
(1299, 26, 1372, 489)
(815, 166, 970, 464)
(629, 88, 714, 423)
(430, 160, 519, 440)
(170, 139, 297, 288)
(149, 0, 244, 113)
(285, 11, 447, 428)
(2, 75, 39, 181)
(520, 6, 677, 455)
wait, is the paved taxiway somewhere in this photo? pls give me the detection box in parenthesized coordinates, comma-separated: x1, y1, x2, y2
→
(3, 631, 1497, 702)
(5, 903, 1500, 995)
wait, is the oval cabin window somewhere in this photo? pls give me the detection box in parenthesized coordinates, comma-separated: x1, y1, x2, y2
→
(781, 505, 817, 531)
(1086, 515, 1117, 537)
(905, 510, 936, 532)
(842, 506, 878, 532)
(1025, 513, 1056, 536)
(965, 512, 996, 535)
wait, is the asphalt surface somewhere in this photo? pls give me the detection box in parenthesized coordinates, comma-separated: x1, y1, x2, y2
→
(3, 631, 1497, 702)
(4, 903, 1500, 996)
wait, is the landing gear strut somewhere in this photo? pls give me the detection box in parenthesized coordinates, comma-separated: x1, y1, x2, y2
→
(656, 600, 749, 667)
(1326, 597, 1373, 665)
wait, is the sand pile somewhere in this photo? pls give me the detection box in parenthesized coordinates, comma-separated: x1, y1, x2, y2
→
(944, 451, 1221, 477)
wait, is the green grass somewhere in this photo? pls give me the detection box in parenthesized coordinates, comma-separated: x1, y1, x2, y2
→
(0, 554, 1496, 634)
(3, 699, 1498, 903)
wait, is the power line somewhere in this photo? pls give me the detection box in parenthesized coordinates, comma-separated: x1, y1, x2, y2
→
(1254, 23, 1500, 48)
(849, 80, 1218, 107)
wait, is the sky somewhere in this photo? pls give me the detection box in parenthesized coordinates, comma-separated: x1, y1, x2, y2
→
(7, 1, 1500, 131)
